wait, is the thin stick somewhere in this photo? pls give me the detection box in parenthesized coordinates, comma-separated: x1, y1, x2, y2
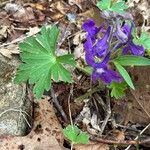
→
(124, 123, 150, 150)
(68, 84, 74, 126)
(91, 136, 140, 145)
(100, 90, 111, 134)
(50, 86, 68, 123)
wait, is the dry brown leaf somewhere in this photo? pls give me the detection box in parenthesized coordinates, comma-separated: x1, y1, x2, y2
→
(74, 142, 109, 150)
(0, 97, 64, 150)
(0, 44, 19, 58)
(0, 25, 8, 41)
(26, 27, 40, 36)
(114, 67, 150, 131)
(78, 7, 104, 26)
(30, 3, 46, 11)
(112, 130, 125, 141)
(50, 1, 68, 15)
(73, 32, 85, 59)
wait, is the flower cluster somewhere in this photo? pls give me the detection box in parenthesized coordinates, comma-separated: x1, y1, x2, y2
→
(82, 18, 145, 84)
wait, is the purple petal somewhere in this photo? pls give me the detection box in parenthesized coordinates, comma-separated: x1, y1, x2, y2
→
(82, 19, 99, 38)
(84, 37, 93, 52)
(92, 66, 122, 84)
(122, 22, 134, 39)
(94, 52, 110, 68)
(94, 26, 111, 57)
(106, 69, 123, 83)
(129, 42, 145, 56)
(115, 19, 128, 43)
(122, 46, 129, 55)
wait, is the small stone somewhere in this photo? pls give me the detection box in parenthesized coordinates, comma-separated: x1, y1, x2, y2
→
(0, 54, 32, 136)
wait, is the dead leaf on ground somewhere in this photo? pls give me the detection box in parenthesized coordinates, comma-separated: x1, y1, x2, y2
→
(0, 97, 64, 150)
(26, 26, 40, 36)
(73, 32, 85, 59)
(0, 44, 19, 58)
(5, 3, 35, 23)
(74, 142, 109, 150)
(113, 67, 150, 132)
(79, 7, 104, 26)
(0, 25, 8, 41)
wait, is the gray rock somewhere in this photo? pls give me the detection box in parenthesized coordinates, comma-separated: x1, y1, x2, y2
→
(0, 54, 32, 136)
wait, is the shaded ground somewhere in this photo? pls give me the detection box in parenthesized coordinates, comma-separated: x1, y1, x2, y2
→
(0, 0, 150, 150)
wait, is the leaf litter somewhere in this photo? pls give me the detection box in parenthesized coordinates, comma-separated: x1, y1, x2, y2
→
(0, 0, 150, 150)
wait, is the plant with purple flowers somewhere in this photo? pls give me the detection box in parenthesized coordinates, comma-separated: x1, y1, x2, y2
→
(83, 0, 150, 98)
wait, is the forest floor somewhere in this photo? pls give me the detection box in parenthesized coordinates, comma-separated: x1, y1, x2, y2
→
(0, 0, 150, 150)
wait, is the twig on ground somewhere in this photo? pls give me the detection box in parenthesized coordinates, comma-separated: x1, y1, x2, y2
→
(50, 86, 68, 123)
(100, 90, 111, 134)
(125, 123, 150, 150)
(51, 87, 68, 122)
(94, 93, 106, 111)
(90, 135, 150, 145)
(115, 124, 142, 133)
(68, 84, 74, 126)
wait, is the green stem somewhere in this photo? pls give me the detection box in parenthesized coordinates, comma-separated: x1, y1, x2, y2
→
(74, 84, 104, 102)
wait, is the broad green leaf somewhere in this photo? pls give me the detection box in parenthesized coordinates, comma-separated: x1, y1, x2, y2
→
(15, 25, 76, 99)
(63, 125, 89, 144)
(57, 54, 76, 66)
(74, 132, 89, 144)
(109, 81, 127, 99)
(97, 0, 128, 13)
(63, 125, 80, 142)
(114, 55, 150, 66)
(110, 1, 128, 13)
(133, 31, 150, 50)
(114, 62, 135, 89)
(97, 0, 111, 10)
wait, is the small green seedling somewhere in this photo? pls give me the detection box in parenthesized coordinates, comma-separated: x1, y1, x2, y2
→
(63, 125, 89, 148)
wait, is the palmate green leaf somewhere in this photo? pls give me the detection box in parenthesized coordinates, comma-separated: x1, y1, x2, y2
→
(114, 62, 135, 89)
(133, 31, 150, 50)
(109, 81, 127, 99)
(97, 0, 128, 13)
(114, 55, 150, 66)
(110, 1, 128, 13)
(63, 125, 89, 144)
(97, 0, 111, 10)
(15, 25, 76, 99)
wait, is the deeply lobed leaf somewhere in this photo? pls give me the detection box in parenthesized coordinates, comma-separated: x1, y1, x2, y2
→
(109, 81, 127, 99)
(15, 25, 76, 99)
(97, 0, 128, 13)
(63, 125, 89, 144)
(133, 31, 150, 50)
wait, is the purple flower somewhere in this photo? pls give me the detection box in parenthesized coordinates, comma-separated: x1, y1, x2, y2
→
(84, 23, 111, 66)
(82, 19, 100, 41)
(83, 19, 122, 84)
(122, 42, 145, 56)
(117, 23, 145, 56)
(92, 53, 123, 84)
(115, 19, 128, 43)
(93, 26, 111, 57)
